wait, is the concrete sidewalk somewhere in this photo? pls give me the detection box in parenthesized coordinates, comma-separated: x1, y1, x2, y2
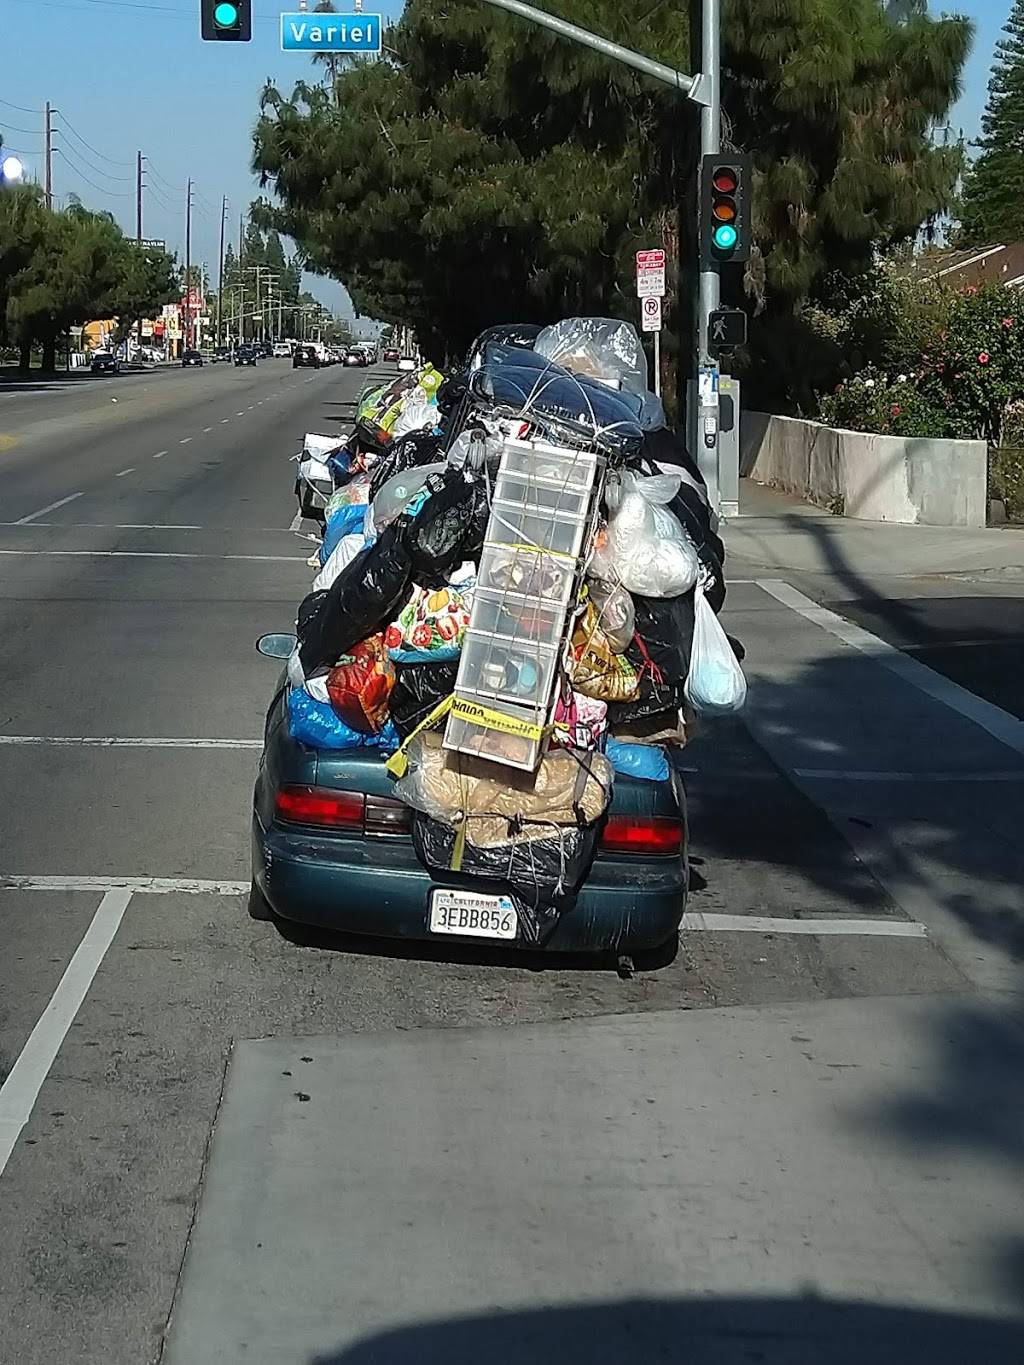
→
(163, 999, 1024, 1364)
(727, 480, 1024, 583)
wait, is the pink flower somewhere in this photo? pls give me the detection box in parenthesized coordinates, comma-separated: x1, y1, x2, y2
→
(978, 351, 990, 365)
(965, 285, 978, 296)
(891, 404, 901, 417)
(1003, 317, 1015, 329)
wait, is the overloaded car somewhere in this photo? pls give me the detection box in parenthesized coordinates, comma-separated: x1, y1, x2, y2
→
(251, 318, 744, 968)
(234, 344, 259, 367)
(293, 343, 320, 369)
(90, 350, 120, 376)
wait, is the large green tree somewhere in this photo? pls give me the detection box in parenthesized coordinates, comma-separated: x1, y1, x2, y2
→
(958, 0, 1024, 246)
(254, 0, 969, 406)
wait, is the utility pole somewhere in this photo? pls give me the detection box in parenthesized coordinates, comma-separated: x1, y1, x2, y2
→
(216, 195, 227, 348)
(44, 102, 52, 209)
(136, 151, 145, 358)
(238, 213, 245, 345)
(183, 177, 193, 355)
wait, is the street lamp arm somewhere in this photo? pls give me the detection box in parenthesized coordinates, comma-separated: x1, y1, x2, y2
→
(476, 0, 708, 104)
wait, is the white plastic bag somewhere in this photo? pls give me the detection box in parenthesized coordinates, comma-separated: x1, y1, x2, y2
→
(589, 470, 699, 599)
(391, 389, 438, 439)
(684, 584, 747, 715)
(313, 533, 367, 592)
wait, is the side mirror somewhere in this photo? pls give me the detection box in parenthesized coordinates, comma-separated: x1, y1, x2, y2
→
(256, 632, 298, 660)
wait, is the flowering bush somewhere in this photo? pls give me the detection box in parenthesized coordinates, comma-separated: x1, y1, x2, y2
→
(819, 283, 1024, 445)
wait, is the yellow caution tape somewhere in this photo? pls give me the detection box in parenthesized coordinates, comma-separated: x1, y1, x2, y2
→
(450, 696, 548, 742)
(483, 539, 576, 563)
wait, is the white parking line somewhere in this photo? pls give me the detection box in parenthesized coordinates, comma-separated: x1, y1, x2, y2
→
(115, 468, 134, 478)
(221, 418, 230, 424)
(681, 912, 928, 938)
(179, 437, 192, 445)
(202, 426, 213, 433)
(0, 889, 133, 1177)
(0, 550, 310, 563)
(153, 450, 168, 459)
(236, 411, 245, 416)
(757, 579, 1024, 759)
(0, 876, 249, 894)
(14, 492, 83, 525)
(0, 735, 262, 748)
(794, 768, 1024, 783)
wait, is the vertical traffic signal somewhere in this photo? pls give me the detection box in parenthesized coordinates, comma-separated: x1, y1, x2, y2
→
(700, 153, 752, 267)
(201, 0, 251, 41)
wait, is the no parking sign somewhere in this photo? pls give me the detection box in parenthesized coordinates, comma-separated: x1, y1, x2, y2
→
(641, 295, 663, 333)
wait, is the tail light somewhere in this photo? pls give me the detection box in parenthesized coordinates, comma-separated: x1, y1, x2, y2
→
(275, 786, 412, 836)
(600, 815, 684, 856)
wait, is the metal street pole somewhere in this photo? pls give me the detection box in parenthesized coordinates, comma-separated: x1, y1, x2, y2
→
(44, 102, 52, 209)
(217, 195, 227, 348)
(698, 0, 720, 369)
(184, 177, 193, 356)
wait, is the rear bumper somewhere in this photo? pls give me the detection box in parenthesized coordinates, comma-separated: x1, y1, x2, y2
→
(252, 814, 685, 955)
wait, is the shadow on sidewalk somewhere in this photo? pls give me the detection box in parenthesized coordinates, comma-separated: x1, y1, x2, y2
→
(312, 1297, 1024, 1365)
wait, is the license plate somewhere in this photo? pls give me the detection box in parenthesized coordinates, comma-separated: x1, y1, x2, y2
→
(429, 889, 518, 940)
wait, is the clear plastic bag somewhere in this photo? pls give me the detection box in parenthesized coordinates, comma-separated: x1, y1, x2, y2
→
(586, 579, 635, 653)
(392, 390, 438, 439)
(313, 533, 367, 592)
(684, 583, 747, 715)
(589, 470, 699, 599)
(371, 463, 447, 527)
(534, 318, 648, 396)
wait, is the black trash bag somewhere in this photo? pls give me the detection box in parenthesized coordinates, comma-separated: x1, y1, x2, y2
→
(369, 430, 445, 501)
(405, 467, 488, 585)
(412, 813, 600, 947)
(389, 660, 459, 741)
(630, 593, 696, 684)
(297, 522, 414, 675)
(296, 589, 329, 639)
(607, 680, 688, 727)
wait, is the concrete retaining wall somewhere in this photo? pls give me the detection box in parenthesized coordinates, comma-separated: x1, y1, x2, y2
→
(740, 412, 988, 527)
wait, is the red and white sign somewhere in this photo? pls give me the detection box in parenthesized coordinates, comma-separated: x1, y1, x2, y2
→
(641, 295, 663, 333)
(636, 247, 666, 298)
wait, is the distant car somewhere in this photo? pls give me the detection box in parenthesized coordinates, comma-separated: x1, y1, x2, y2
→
(292, 343, 320, 369)
(90, 351, 120, 376)
(382, 348, 400, 363)
(234, 345, 259, 366)
(344, 349, 367, 367)
(211, 347, 232, 364)
(258, 341, 274, 358)
(398, 355, 417, 373)
(181, 349, 204, 367)
(273, 342, 291, 358)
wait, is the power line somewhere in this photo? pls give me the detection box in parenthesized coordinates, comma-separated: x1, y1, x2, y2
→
(0, 97, 42, 117)
(146, 161, 180, 195)
(53, 135, 133, 182)
(0, 119, 43, 139)
(56, 147, 134, 198)
(56, 111, 134, 167)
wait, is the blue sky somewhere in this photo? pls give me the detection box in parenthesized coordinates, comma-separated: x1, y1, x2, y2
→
(0, 0, 1010, 314)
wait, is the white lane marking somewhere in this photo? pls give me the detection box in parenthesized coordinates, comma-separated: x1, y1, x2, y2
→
(236, 411, 245, 416)
(0, 550, 309, 563)
(179, 437, 192, 445)
(0, 890, 133, 1177)
(221, 418, 230, 424)
(757, 579, 1024, 759)
(115, 468, 134, 478)
(153, 450, 168, 459)
(15, 492, 84, 525)
(0, 876, 249, 895)
(682, 912, 928, 938)
(0, 735, 262, 749)
(288, 509, 303, 533)
(795, 768, 1024, 783)
(202, 426, 213, 433)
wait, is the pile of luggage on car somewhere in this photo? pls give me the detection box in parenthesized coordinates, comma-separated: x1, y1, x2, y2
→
(286, 318, 746, 941)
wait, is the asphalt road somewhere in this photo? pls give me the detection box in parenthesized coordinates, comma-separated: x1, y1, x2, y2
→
(0, 367, 1017, 1362)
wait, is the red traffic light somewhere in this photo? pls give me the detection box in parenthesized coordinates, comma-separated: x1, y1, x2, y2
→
(712, 166, 738, 194)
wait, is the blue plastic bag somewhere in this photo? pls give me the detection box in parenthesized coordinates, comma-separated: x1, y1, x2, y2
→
(605, 738, 670, 783)
(288, 688, 398, 752)
(388, 645, 462, 665)
(321, 503, 368, 566)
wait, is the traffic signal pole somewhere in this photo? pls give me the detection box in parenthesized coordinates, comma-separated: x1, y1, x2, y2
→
(475, 0, 731, 507)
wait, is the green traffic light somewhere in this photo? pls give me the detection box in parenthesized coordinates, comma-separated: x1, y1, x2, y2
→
(713, 223, 738, 251)
(214, 1, 239, 26)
